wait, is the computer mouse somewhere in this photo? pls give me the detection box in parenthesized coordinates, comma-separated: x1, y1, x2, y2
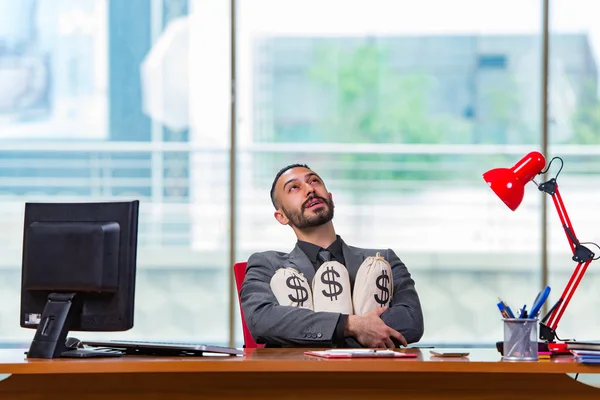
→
(65, 337, 83, 349)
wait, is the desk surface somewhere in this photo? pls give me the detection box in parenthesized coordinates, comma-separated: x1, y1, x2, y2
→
(0, 347, 596, 375)
(1, 348, 599, 400)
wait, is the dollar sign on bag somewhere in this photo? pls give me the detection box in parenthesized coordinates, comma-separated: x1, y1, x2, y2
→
(374, 270, 390, 306)
(321, 266, 343, 301)
(286, 276, 308, 306)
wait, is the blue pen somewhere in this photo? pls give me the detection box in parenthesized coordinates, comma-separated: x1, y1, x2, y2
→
(498, 297, 515, 318)
(497, 302, 509, 318)
(519, 304, 527, 318)
(529, 286, 551, 319)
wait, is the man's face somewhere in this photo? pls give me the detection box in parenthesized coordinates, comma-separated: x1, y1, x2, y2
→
(274, 167, 334, 230)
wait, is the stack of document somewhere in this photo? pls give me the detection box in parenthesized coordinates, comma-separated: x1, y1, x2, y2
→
(566, 341, 600, 351)
(571, 350, 600, 365)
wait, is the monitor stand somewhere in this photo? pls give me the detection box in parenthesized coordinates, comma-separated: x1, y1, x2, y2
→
(26, 292, 123, 359)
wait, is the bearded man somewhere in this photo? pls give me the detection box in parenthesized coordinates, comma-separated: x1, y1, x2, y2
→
(240, 164, 423, 348)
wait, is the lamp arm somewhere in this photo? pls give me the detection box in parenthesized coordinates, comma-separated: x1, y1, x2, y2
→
(537, 179, 596, 342)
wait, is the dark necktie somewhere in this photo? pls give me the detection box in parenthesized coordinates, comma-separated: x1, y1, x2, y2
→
(318, 249, 332, 265)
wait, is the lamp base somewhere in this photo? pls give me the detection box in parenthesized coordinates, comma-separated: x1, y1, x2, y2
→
(540, 323, 558, 342)
(495, 341, 549, 356)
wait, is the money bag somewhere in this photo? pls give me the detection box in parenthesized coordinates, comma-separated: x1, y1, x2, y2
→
(353, 252, 394, 315)
(270, 267, 314, 310)
(312, 261, 353, 314)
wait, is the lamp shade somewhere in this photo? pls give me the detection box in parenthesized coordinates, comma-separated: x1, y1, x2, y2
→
(483, 151, 546, 211)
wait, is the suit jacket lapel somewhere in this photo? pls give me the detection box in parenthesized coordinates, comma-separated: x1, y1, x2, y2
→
(286, 245, 316, 284)
(341, 241, 365, 288)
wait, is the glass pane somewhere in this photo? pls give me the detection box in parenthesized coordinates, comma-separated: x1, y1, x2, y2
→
(548, 0, 600, 341)
(0, 0, 231, 346)
(236, 0, 543, 345)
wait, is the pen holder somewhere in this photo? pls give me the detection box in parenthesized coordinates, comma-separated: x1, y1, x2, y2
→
(502, 318, 539, 361)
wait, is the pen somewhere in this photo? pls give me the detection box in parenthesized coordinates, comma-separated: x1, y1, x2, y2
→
(498, 297, 515, 318)
(497, 302, 510, 319)
(529, 286, 551, 319)
(519, 305, 527, 318)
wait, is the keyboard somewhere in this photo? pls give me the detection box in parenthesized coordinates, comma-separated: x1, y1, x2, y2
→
(82, 339, 244, 356)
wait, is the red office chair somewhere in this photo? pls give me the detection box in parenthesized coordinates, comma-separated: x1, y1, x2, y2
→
(233, 262, 265, 349)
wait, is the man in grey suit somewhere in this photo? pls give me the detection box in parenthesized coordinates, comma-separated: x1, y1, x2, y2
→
(240, 164, 424, 348)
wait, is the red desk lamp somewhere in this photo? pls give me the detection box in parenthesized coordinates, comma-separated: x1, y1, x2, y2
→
(483, 151, 598, 343)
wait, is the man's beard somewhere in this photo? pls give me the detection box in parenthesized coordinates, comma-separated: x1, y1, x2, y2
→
(282, 195, 334, 230)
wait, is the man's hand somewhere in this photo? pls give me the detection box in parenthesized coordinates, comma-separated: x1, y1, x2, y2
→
(344, 306, 407, 348)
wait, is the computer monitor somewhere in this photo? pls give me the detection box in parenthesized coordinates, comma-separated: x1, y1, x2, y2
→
(20, 200, 139, 359)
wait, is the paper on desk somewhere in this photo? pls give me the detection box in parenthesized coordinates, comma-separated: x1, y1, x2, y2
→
(571, 350, 600, 357)
(304, 349, 416, 359)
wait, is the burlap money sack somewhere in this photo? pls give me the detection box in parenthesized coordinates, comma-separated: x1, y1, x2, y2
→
(352, 252, 394, 315)
(270, 267, 314, 310)
(312, 261, 353, 314)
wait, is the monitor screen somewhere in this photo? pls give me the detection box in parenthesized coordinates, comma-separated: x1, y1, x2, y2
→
(20, 200, 139, 358)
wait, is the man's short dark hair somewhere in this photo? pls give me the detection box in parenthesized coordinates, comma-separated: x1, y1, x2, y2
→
(270, 163, 310, 208)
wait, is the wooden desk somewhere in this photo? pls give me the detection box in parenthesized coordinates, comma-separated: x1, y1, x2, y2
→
(0, 347, 599, 399)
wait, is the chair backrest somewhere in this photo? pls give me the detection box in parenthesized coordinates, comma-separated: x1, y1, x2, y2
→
(233, 262, 265, 349)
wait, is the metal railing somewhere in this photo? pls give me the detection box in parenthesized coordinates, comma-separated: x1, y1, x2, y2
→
(0, 141, 597, 263)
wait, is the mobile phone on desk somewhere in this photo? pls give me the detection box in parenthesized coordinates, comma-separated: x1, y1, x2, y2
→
(430, 351, 470, 357)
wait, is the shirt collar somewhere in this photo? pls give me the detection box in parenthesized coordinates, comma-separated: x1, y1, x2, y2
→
(296, 235, 344, 264)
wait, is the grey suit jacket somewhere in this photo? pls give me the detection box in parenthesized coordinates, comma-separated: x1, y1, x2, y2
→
(240, 238, 424, 347)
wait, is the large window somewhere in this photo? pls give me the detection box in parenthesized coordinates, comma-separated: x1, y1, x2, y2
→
(0, 0, 231, 345)
(548, 0, 600, 341)
(236, 0, 543, 344)
(0, 0, 596, 348)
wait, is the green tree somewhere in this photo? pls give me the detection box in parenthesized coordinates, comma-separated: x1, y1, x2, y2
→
(306, 42, 473, 183)
(308, 42, 472, 145)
